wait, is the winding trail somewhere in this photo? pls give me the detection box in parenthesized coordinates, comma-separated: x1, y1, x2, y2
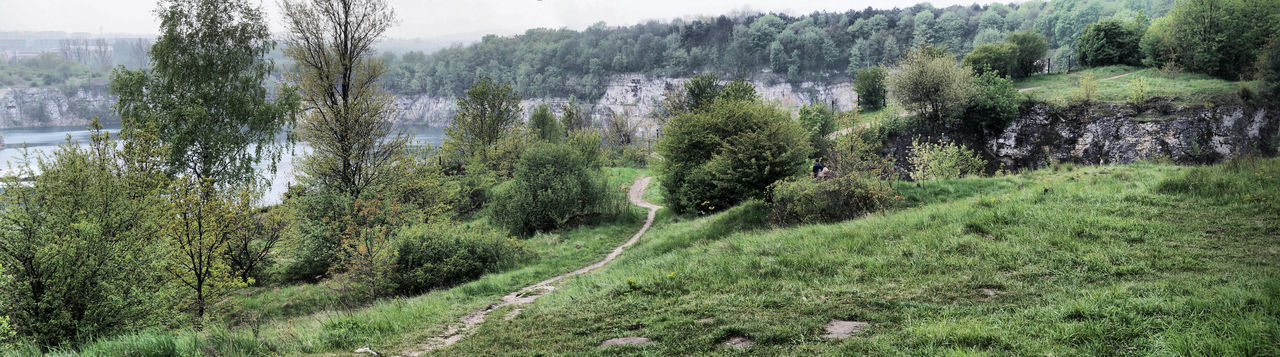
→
(396, 176, 663, 356)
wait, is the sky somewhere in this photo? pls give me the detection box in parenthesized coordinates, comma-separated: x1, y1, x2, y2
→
(0, 0, 984, 39)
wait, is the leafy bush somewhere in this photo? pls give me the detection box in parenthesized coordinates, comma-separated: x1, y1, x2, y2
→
(1126, 77, 1150, 105)
(657, 97, 811, 215)
(392, 223, 524, 295)
(489, 141, 625, 235)
(1076, 72, 1098, 103)
(962, 71, 1020, 134)
(606, 144, 650, 168)
(768, 175, 897, 226)
(797, 104, 836, 159)
(853, 66, 887, 111)
(889, 46, 975, 126)
(1077, 19, 1144, 67)
(963, 42, 1017, 76)
(1007, 31, 1049, 78)
(908, 138, 988, 181)
(1259, 38, 1280, 101)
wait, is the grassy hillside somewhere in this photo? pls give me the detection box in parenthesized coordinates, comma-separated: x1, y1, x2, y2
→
(1014, 65, 1252, 106)
(427, 158, 1279, 355)
(35, 159, 1279, 356)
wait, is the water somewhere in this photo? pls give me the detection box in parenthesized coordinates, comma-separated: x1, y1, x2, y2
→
(0, 124, 446, 204)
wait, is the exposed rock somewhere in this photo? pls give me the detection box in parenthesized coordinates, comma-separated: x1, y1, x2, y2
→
(823, 319, 869, 339)
(723, 336, 755, 349)
(885, 101, 1280, 174)
(0, 86, 117, 129)
(600, 336, 652, 347)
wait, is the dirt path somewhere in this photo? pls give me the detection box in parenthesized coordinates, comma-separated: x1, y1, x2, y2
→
(1017, 70, 1138, 93)
(395, 177, 663, 356)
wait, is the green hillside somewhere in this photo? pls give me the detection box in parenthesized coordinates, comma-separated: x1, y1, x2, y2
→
(428, 158, 1280, 356)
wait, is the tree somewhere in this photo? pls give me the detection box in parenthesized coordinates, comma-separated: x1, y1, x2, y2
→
(602, 112, 637, 147)
(1259, 38, 1280, 100)
(657, 97, 811, 215)
(162, 177, 252, 325)
(1008, 30, 1049, 78)
(854, 66, 888, 111)
(888, 46, 976, 126)
(684, 73, 722, 112)
(447, 76, 522, 159)
(281, 0, 404, 198)
(1077, 19, 1144, 67)
(962, 71, 1020, 134)
(963, 42, 1018, 76)
(110, 0, 300, 187)
(225, 208, 289, 285)
(0, 123, 170, 347)
(490, 141, 618, 235)
(1158, 0, 1280, 80)
(559, 99, 589, 132)
(798, 104, 836, 159)
(529, 104, 561, 142)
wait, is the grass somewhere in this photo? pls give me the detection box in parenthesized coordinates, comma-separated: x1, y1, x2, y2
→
(426, 158, 1280, 355)
(33, 159, 1280, 355)
(25, 168, 654, 357)
(1015, 65, 1252, 106)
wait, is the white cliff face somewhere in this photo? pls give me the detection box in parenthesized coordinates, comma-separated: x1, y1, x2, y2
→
(0, 86, 117, 128)
(1, 74, 859, 130)
(391, 74, 858, 130)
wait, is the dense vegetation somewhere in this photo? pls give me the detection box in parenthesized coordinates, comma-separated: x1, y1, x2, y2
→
(1, 0, 1278, 354)
(380, 0, 1177, 100)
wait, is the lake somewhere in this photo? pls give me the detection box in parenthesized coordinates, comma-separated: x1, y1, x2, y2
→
(0, 124, 446, 204)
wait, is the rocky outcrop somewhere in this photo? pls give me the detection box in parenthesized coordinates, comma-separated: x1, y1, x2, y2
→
(0, 86, 117, 128)
(390, 74, 858, 131)
(3, 74, 857, 130)
(885, 100, 1280, 174)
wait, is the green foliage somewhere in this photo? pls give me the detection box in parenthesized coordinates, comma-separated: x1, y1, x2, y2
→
(768, 174, 897, 226)
(110, 0, 300, 186)
(1077, 19, 1144, 67)
(601, 113, 636, 147)
(684, 73, 723, 112)
(282, 0, 403, 199)
(889, 46, 976, 126)
(1076, 72, 1099, 102)
(1126, 76, 1150, 104)
(657, 97, 811, 215)
(853, 66, 888, 111)
(529, 104, 561, 142)
(392, 222, 524, 295)
(1259, 38, 1280, 100)
(489, 141, 624, 235)
(908, 138, 987, 180)
(0, 123, 172, 347)
(1157, 0, 1280, 80)
(0, 264, 15, 351)
(446, 76, 524, 162)
(1007, 31, 1049, 78)
(963, 42, 1017, 76)
(330, 197, 404, 303)
(559, 100, 590, 133)
(963, 71, 1020, 134)
(1140, 16, 1178, 68)
(162, 176, 254, 323)
(797, 104, 836, 159)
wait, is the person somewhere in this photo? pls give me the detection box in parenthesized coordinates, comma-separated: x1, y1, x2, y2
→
(812, 159, 824, 178)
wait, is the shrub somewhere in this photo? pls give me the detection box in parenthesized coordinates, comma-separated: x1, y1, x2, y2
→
(1007, 31, 1049, 78)
(889, 46, 976, 126)
(853, 66, 887, 111)
(1126, 77, 1150, 105)
(657, 99, 811, 215)
(768, 175, 897, 226)
(962, 71, 1020, 134)
(489, 141, 625, 235)
(1077, 19, 1144, 67)
(963, 42, 1017, 76)
(1076, 72, 1098, 103)
(1259, 38, 1280, 100)
(797, 104, 836, 159)
(606, 144, 650, 168)
(908, 138, 987, 180)
(392, 223, 524, 295)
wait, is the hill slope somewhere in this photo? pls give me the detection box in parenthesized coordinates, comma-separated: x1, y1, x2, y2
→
(419, 159, 1280, 355)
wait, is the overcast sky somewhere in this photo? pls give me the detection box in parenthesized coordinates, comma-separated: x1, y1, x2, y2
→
(1, 0, 985, 39)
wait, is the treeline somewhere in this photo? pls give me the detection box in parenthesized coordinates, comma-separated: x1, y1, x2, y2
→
(381, 0, 1173, 100)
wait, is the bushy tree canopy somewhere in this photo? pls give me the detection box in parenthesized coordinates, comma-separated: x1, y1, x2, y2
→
(1077, 19, 1144, 67)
